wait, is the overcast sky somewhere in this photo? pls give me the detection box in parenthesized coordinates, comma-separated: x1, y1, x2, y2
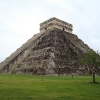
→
(0, 0, 100, 63)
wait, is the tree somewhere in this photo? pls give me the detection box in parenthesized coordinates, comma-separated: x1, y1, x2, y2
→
(78, 50, 100, 83)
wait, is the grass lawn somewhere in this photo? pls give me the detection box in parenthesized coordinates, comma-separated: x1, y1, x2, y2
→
(0, 74, 100, 100)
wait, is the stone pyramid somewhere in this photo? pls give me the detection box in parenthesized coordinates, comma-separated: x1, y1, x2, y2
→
(0, 17, 91, 75)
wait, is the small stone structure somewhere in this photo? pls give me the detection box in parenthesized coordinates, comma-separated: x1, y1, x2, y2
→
(0, 17, 95, 75)
(40, 17, 73, 33)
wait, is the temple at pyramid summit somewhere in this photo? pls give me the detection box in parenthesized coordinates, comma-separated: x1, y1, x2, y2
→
(40, 17, 73, 33)
(0, 17, 93, 75)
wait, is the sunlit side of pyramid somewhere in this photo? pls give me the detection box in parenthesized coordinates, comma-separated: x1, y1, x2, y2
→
(0, 17, 91, 75)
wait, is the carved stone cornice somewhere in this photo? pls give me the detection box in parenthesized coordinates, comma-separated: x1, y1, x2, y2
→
(40, 17, 73, 33)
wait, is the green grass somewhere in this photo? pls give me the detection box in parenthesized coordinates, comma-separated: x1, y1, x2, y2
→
(0, 74, 100, 100)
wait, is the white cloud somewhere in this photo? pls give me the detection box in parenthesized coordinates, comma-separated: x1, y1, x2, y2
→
(0, 0, 100, 62)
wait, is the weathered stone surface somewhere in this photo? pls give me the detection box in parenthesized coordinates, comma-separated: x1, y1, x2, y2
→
(0, 28, 91, 75)
(0, 17, 94, 75)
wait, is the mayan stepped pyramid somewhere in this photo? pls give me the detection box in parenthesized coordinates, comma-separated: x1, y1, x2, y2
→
(0, 17, 91, 75)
